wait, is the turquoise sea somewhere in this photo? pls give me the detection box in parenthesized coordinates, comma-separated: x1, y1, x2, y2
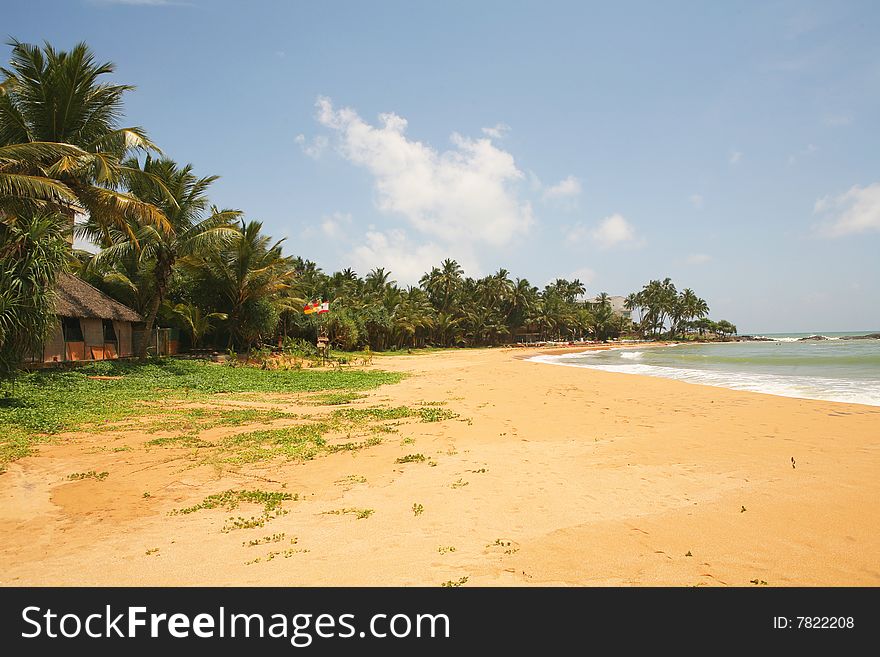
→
(530, 331, 880, 406)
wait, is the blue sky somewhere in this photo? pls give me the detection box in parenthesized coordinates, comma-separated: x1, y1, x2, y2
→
(4, 0, 879, 333)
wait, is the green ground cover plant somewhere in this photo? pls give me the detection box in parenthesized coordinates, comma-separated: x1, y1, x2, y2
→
(0, 359, 406, 471)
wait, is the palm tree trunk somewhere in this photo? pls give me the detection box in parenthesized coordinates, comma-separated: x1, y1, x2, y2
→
(60, 200, 78, 246)
(137, 263, 170, 359)
(137, 293, 162, 359)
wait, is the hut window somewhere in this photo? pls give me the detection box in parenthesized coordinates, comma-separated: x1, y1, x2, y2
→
(103, 319, 118, 343)
(61, 317, 84, 342)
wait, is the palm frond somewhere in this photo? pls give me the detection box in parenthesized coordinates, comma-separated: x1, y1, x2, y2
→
(100, 270, 140, 295)
(0, 140, 87, 164)
(86, 127, 160, 156)
(90, 239, 140, 266)
(0, 172, 78, 203)
(85, 187, 171, 234)
(118, 163, 180, 211)
(182, 226, 242, 256)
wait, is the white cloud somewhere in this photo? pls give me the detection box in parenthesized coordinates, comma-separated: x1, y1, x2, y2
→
(565, 214, 642, 248)
(526, 170, 544, 193)
(729, 150, 743, 165)
(349, 229, 474, 284)
(685, 253, 711, 265)
(689, 194, 704, 210)
(320, 212, 352, 239)
(481, 123, 510, 139)
(542, 175, 582, 202)
(814, 182, 880, 237)
(300, 211, 351, 240)
(568, 268, 595, 285)
(565, 221, 590, 243)
(589, 213, 641, 249)
(295, 133, 328, 159)
(314, 97, 534, 248)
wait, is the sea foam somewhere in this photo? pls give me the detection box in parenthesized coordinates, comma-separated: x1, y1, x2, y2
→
(528, 348, 880, 407)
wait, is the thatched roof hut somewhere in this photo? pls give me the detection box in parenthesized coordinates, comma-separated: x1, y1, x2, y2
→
(54, 274, 142, 323)
(36, 274, 142, 363)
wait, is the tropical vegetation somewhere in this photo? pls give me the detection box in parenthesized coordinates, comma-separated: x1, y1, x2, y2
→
(0, 39, 738, 376)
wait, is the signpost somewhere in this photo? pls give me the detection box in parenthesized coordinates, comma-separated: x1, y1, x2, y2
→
(316, 334, 329, 366)
(305, 299, 331, 366)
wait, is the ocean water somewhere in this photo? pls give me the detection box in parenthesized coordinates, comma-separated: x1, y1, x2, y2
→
(529, 332, 880, 406)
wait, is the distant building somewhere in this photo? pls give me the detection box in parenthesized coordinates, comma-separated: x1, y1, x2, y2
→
(35, 273, 142, 363)
(585, 295, 632, 320)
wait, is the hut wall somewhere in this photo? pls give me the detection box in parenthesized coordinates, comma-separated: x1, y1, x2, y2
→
(114, 321, 133, 357)
(133, 328, 160, 356)
(66, 341, 86, 361)
(81, 318, 104, 359)
(43, 322, 65, 363)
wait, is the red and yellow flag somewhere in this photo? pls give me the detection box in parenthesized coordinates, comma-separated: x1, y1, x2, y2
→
(303, 300, 330, 315)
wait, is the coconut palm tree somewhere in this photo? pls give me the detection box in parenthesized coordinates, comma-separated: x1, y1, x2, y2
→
(194, 219, 295, 349)
(589, 301, 618, 342)
(623, 291, 643, 335)
(544, 278, 585, 304)
(507, 277, 538, 331)
(0, 142, 87, 214)
(433, 311, 464, 346)
(365, 267, 394, 293)
(635, 278, 678, 338)
(424, 258, 463, 313)
(0, 40, 169, 237)
(327, 268, 361, 302)
(392, 287, 435, 348)
(290, 257, 324, 302)
(671, 288, 709, 337)
(171, 302, 227, 349)
(91, 157, 241, 356)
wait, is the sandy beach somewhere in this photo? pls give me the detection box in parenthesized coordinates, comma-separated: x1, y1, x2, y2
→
(1, 346, 878, 587)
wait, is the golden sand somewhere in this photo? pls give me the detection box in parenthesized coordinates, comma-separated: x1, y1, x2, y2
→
(1, 347, 877, 586)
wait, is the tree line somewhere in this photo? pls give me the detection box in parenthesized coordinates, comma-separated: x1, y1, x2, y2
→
(0, 40, 736, 374)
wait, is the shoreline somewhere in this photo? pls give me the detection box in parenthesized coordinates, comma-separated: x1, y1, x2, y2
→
(523, 340, 880, 409)
(1, 348, 877, 586)
(512, 341, 680, 358)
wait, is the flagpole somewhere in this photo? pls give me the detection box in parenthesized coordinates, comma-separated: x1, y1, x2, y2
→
(310, 298, 331, 366)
